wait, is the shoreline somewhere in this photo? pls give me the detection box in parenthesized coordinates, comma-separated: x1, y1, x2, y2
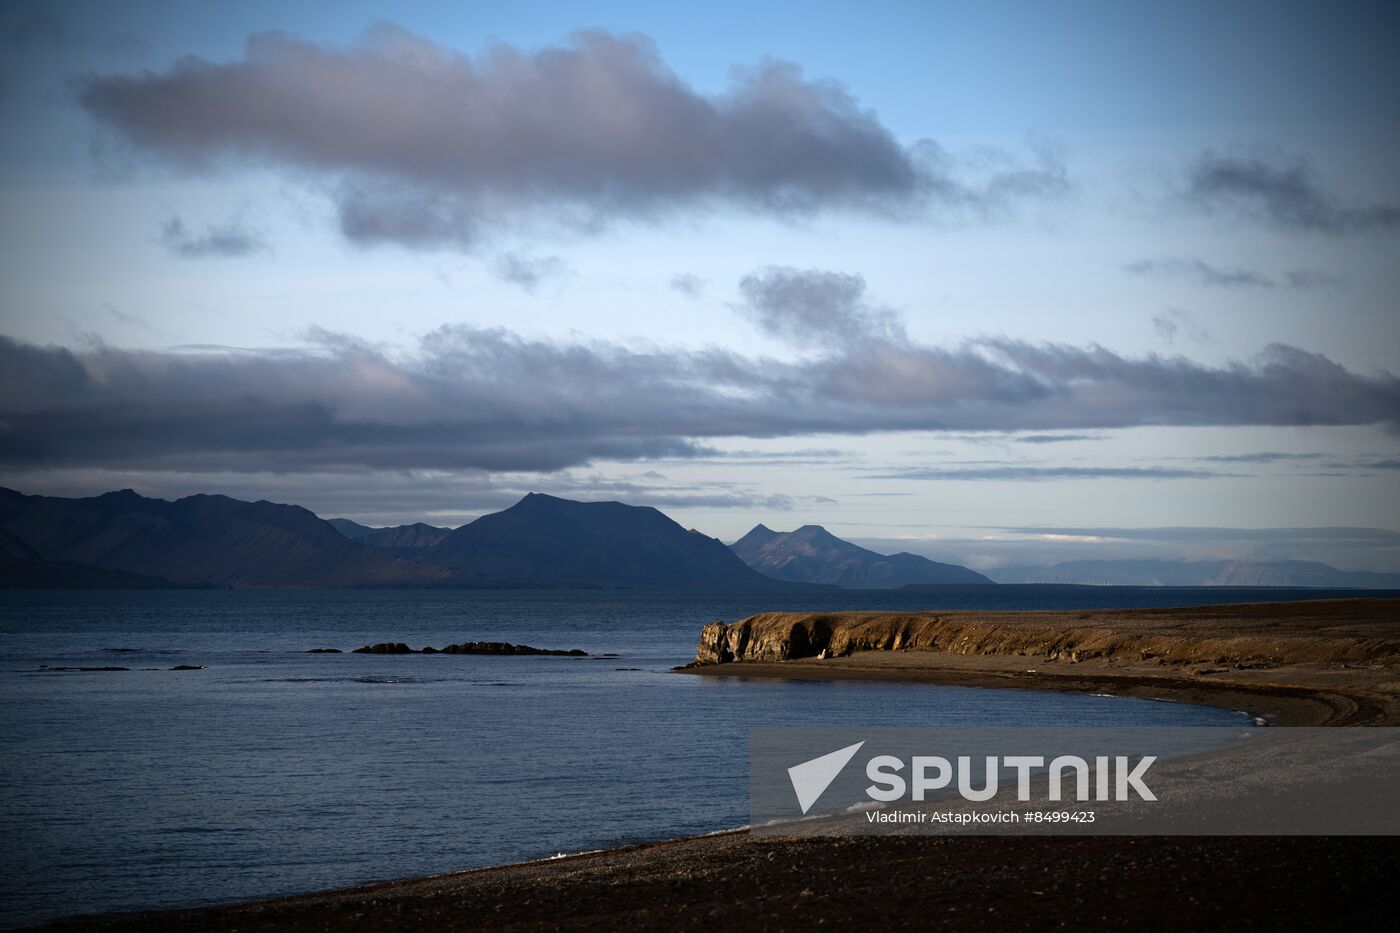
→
(677, 652, 1378, 726)
(37, 598, 1400, 931)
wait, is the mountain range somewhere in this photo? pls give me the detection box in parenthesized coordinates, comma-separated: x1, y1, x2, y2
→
(0, 486, 462, 588)
(730, 524, 992, 587)
(0, 487, 775, 589)
(3, 484, 1396, 590)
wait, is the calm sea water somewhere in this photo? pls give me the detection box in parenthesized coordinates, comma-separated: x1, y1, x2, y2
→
(0, 586, 1373, 927)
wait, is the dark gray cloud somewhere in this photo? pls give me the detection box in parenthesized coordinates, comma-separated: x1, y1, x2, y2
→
(492, 252, 567, 292)
(1181, 147, 1400, 236)
(1124, 256, 1266, 289)
(871, 466, 1230, 482)
(1124, 256, 1340, 290)
(158, 215, 266, 258)
(669, 273, 707, 299)
(1014, 434, 1100, 444)
(1195, 451, 1324, 464)
(1, 269, 1397, 474)
(736, 266, 904, 347)
(76, 26, 1069, 249)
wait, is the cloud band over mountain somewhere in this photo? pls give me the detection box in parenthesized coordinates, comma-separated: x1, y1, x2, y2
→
(2, 268, 1396, 473)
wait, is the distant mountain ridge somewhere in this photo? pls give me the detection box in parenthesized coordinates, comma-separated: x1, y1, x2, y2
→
(327, 518, 452, 557)
(731, 523, 992, 587)
(0, 487, 460, 588)
(994, 559, 1400, 588)
(420, 492, 778, 587)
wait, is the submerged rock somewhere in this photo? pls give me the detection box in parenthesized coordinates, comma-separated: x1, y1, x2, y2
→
(306, 648, 342, 653)
(169, 664, 205, 670)
(350, 640, 587, 656)
(439, 641, 586, 656)
(39, 666, 129, 672)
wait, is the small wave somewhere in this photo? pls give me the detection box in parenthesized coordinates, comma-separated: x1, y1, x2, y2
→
(259, 676, 420, 685)
(548, 848, 605, 860)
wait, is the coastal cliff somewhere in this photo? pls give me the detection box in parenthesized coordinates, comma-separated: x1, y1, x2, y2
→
(693, 600, 1400, 669)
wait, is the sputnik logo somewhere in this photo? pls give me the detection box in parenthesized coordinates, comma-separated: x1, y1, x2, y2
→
(787, 741, 865, 815)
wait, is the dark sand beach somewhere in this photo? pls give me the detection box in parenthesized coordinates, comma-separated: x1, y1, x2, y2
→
(38, 598, 1400, 932)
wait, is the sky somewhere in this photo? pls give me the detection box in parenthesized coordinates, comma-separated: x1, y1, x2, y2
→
(1, 0, 1398, 572)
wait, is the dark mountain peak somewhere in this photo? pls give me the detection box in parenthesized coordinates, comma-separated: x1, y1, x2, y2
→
(791, 524, 844, 544)
(733, 523, 779, 548)
(423, 493, 773, 587)
(95, 488, 152, 508)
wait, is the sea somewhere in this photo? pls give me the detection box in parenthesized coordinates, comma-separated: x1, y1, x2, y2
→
(0, 585, 1385, 928)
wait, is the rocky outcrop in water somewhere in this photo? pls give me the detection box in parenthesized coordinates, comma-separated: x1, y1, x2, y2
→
(440, 641, 586, 656)
(352, 641, 586, 656)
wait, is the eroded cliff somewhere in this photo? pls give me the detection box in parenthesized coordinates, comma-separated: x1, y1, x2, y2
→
(693, 599, 1400, 670)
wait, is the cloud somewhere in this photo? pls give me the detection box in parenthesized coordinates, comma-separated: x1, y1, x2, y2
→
(1, 270, 1397, 474)
(859, 524, 1400, 573)
(1014, 434, 1099, 444)
(669, 273, 707, 299)
(1151, 308, 1210, 345)
(158, 215, 266, 258)
(492, 252, 567, 292)
(76, 26, 1069, 249)
(1180, 147, 1400, 236)
(0, 464, 825, 528)
(1124, 256, 1273, 289)
(735, 266, 904, 347)
(1000, 525, 1400, 544)
(1195, 451, 1325, 464)
(1282, 269, 1342, 289)
(871, 466, 1230, 481)
(1123, 256, 1340, 290)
